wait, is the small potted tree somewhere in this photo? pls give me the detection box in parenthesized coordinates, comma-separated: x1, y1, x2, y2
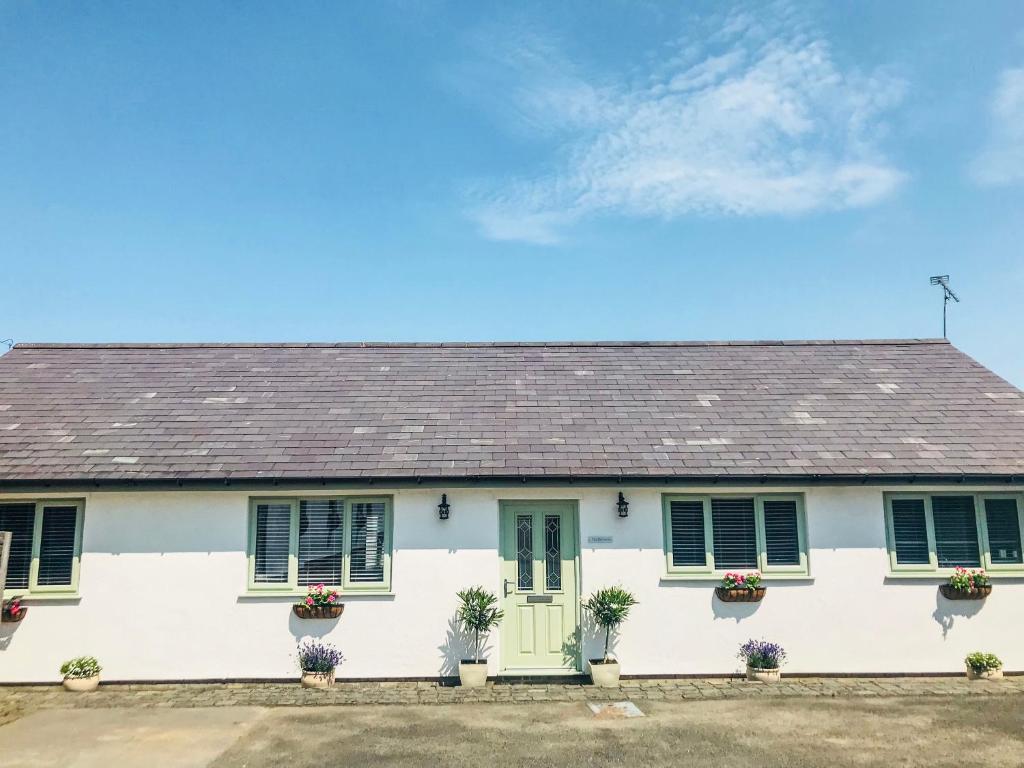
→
(738, 639, 786, 683)
(297, 639, 343, 688)
(940, 568, 991, 600)
(965, 652, 1003, 680)
(715, 571, 766, 602)
(60, 656, 102, 692)
(455, 586, 503, 687)
(583, 586, 638, 687)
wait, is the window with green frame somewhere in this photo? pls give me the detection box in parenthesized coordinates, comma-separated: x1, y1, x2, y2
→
(0, 500, 84, 596)
(662, 494, 808, 576)
(248, 497, 393, 592)
(884, 493, 1024, 574)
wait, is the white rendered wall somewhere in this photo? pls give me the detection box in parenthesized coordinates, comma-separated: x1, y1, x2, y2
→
(1, 485, 1022, 682)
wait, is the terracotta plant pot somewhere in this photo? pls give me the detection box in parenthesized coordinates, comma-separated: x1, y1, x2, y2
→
(715, 586, 766, 603)
(63, 675, 100, 692)
(966, 667, 1003, 681)
(746, 666, 781, 683)
(293, 603, 345, 620)
(939, 584, 991, 600)
(588, 659, 621, 687)
(300, 670, 336, 688)
(458, 660, 489, 688)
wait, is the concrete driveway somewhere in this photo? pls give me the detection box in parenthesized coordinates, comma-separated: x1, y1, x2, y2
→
(1, 697, 1022, 767)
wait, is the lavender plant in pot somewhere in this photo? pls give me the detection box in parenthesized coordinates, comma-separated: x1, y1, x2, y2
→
(297, 639, 343, 689)
(455, 586, 503, 687)
(738, 639, 786, 683)
(583, 586, 638, 687)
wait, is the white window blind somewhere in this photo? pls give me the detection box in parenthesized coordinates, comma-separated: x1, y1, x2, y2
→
(253, 502, 291, 584)
(298, 499, 344, 586)
(349, 501, 386, 583)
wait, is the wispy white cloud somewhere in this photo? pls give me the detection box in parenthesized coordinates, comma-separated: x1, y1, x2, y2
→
(969, 67, 1024, 186)
(462, 7, 907, 244)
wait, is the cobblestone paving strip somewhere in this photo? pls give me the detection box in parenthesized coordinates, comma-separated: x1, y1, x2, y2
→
(1, 676, 1022, 717)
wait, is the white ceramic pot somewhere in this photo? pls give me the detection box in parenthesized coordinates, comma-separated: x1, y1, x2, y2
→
(966, 667, 1003, 681)
(300, 670, 336, 689)
(588, 659, 621, 687)
(458, 661, 489, 688)
(63, 675, 100, 692)
(746, 666, 781, 683)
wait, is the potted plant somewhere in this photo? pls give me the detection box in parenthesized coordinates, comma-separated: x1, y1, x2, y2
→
(455, 586, 503, 687)
(583, 586, 638, 687)
(939, 568, 991, 600)
(293, 584, 344, 619)
(738, 639, 786, 683)
(1, 598, 25, 623)
(715, 571, 766, 602)
(965, 652, 1003, 680)
(297, 639, 343, 688)
(60, 656, 102, 692)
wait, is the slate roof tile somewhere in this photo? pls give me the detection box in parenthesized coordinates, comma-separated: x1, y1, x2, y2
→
(0, 340, 1022, 481)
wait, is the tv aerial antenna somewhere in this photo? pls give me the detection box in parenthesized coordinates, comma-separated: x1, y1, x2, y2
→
(929, 275, 959, 339)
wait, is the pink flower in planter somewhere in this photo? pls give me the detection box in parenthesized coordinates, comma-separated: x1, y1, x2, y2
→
(305, 597, 314, 606)
(316, 583, 325, 592)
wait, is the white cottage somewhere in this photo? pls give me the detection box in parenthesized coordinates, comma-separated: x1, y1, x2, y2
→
(0, 340, 1022, 682)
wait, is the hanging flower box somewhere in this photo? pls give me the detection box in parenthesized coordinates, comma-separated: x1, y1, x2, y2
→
(940, 568, 991, 600)
(1, 599, 26, 623)
(939, 584, 991, 600)
(293, 584, 344, 619)
(293, 603, 345, 619)
(715, 572, 766, 602)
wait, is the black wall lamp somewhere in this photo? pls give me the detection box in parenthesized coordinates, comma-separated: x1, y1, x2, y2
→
(437, 493, 451, 521)
(616, 492, 629, 518)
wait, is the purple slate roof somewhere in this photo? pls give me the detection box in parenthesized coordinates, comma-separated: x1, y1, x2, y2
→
(0, 340, 1022, 483)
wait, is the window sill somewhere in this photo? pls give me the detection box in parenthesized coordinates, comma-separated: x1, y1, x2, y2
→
(5, 593, 81, 603)
(885, 572, 1024, 580)
(238, 590, 394, 599)
(660, 574, 812, 583)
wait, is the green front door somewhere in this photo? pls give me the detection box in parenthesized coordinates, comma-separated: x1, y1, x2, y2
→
(499, 501, 580, 674)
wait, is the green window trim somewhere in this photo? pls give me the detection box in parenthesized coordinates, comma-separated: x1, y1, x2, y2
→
(883, 492, 1024, 575)
(246, 496, 393, 594)
(0, 499, 84, 598)
(662, 493, 809, 577)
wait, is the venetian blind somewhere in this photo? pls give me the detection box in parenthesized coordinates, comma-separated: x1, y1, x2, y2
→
(349, 502, 386, 583)
(253, 502, 291, 584)
(763, 500, 800, 566)
(891, 498, 929, 565)
(0, 504, 35, 589)
(297, 499, 344, 586)
(36, 506, 77, 586)
(984, 498, 1022, 565)
(932, 496, 980, 568)
(669, 500, 706, 567)
(711, 498, 757, 569)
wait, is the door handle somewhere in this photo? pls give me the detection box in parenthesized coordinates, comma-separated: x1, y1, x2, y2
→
(503, 579, 514, 597)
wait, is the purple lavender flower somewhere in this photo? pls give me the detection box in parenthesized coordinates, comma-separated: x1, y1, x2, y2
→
(297, 640, 343, 674)
(738, 639, 787, 670)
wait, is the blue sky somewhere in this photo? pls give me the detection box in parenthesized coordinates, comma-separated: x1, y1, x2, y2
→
(2, 1, 1023, 385)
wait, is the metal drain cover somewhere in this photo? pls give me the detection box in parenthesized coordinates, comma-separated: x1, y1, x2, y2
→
(587, 701, 645, 719)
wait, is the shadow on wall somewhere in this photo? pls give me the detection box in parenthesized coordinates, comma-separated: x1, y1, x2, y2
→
(288, 611, 336, 643)
(710, 592, 761, 624)
(437, 614, 477, 677)
(932, 590, 985, 639)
